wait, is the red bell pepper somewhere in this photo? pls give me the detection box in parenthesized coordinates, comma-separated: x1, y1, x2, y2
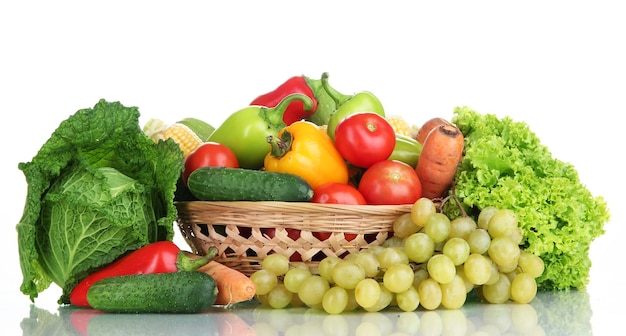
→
(250, 73, 341, 126)
(69, 241, 217, 307)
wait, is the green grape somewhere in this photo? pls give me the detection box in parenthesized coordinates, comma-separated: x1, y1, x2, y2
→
(518, 251, 545, 278)
(353, 252, 381, 277)
(467, 228, 490, 254)
(477, 206, 498, 230)
(393, 213, 420, 238)
(267, 284, 293, 309)
(440, 274, 467, 309)
(255, 293, 269, 306)
(481, 271, 511, 304)
(417, 277, 442, 310)
(487, 209, 518, 238)
(354, 278, 381, 308)
(366, 245, 385, 256)
(488, 236, 521, 268)
(332, 261, 365, 289)
(424, 213, 451, 243)
(283, 267, 312, 293)
(377, 247, 409, 269)
(442, 237, 470, 265)
(449, 216, 478, 240)
(404, 232, 435, 263)
(318, 256, 342, 283)
(427, 254, 456, 284)
(262, 253, 290, 276)
(484, 256, 501, 286)
(383, 263, 415, 293)
(509, 227, 524, 245)
(322, 286, 349, 314)
(250, 269, 278, 295)
(344, 288, 359, 312)
(382, 236, 404, 248)
(362, 283, 393, 312)
(455, 265, 475, 293)
(463, 253, 491, 285)
(413, 267, 429, 288)
(396, 285, 420, 312)
(510, 273, 537, 304)
(290, 292, 306, 307)
(411, 197, 436, 227)
(298, 275, 330, 306)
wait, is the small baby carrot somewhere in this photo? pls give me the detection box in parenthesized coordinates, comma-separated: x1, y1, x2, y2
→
(193, 257, 256, 306)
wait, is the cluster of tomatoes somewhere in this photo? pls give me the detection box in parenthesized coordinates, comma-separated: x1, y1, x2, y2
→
(183, 112, 424, 206)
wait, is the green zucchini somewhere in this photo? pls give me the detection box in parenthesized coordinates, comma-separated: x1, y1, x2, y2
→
(187, 167, 314, 201)
(86, 271, 217, 314)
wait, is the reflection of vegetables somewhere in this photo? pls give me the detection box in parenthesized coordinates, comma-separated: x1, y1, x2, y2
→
(17, 99, 184, 303)
(445, 107, 610, 290)
(416, 123, 465, 199)
(70, 242, 218, 307)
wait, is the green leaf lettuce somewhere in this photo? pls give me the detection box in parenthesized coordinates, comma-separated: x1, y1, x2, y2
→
(16, 99, 184, 303)
(444, 107, 610, 290)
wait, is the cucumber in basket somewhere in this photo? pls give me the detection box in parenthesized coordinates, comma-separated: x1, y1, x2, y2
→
(187, 167, 314, 201)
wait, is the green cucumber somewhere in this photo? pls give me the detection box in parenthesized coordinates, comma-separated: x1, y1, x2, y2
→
(187, 167, 314, 201)
(86, 271, 217, 314)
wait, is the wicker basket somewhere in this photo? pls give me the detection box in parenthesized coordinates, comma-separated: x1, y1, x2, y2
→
(176, 201, 412, 276)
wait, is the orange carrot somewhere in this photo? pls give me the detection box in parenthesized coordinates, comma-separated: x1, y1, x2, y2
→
(415, 123, 464, 199)
(415, 117, 453, 144)
(196, 259, 256, 306)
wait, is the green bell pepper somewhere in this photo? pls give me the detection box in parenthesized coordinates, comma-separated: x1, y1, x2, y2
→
(321, 72, 386, 140)
(388, 134, 422, 168)
(208, 93, 313, 169)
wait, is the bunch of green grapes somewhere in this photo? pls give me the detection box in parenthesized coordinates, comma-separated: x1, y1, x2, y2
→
(250, 198, 544, 314)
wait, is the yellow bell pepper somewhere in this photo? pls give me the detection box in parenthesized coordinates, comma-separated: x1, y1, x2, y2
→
(264, 120, 349, 189)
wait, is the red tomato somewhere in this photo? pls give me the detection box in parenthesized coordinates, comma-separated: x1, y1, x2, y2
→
(183, 142, 239, 184)
(311, 183, 367, 205)
(358, 160, 422, 205)
(334, 112, 396, 168)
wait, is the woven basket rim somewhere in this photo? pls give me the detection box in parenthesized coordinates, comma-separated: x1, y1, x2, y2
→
(175, 200, 413, 212)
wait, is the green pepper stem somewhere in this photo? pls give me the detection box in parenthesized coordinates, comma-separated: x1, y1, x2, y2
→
(176, 246, 218, 271)
(260, 93, 314, 129)
(320, 72, 352, 106)
(267, 130, 293, 159)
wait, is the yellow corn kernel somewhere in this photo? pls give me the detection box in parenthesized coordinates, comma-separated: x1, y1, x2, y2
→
(160, 123, 204, 157)
(386, 115, 412, 137)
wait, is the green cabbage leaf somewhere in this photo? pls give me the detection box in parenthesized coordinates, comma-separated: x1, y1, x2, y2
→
(444, 106, 610, 290)
(17, 99, 183, 302)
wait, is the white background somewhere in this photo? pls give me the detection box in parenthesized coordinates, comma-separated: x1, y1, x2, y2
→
(1, 1, 624, 335)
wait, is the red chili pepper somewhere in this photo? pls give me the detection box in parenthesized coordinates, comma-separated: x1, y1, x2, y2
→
(69, 241, 217, 307)
(250, 75, 320, 125)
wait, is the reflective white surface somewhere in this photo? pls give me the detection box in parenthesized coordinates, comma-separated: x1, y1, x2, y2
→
(2, 1, 624, 335)
(17, 290, 592, 336)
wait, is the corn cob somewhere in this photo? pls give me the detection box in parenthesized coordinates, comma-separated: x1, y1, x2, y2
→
(160, 123, 204, 157)
(386, 115, 413, 137)
(143, 118, 203, 157)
